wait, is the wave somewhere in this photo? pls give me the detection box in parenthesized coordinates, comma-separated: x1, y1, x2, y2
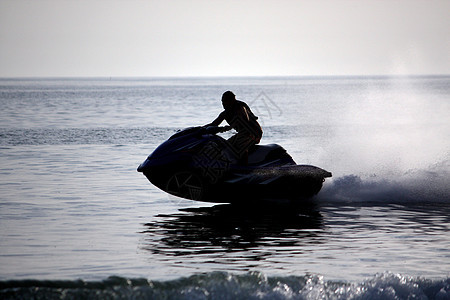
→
(1, 272, 449, 300)
(317, 160, 450, 205)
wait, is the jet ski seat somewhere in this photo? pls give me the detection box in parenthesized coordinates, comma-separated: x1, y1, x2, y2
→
(248, 144, 287, 165)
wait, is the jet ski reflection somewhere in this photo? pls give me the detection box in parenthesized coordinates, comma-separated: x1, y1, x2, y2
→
(141, 204, 324, 257)
(138, 126, 332, 203)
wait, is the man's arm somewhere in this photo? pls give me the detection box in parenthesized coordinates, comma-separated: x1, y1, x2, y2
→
(205, 111, 225, 127)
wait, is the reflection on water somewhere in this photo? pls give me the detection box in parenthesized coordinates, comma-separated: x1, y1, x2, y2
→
(140, 201, 450, 280)
(141, 203, 324, 272)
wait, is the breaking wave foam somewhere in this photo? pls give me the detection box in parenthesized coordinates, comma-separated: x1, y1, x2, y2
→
(1, 272, 449, 300)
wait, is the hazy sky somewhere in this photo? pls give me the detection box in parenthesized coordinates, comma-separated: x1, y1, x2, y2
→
(0, 0, 449, 77)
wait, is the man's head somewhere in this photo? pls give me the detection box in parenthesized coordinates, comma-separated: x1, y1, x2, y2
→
(221, 91, 236, 110)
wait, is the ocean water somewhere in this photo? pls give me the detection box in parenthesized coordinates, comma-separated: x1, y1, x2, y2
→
(0, 76, 449, 299)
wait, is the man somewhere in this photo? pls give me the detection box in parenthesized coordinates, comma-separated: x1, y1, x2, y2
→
(206, 91, 263, 164)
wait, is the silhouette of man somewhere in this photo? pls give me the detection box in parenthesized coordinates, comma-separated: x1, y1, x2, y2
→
(206, 91, 263, 164)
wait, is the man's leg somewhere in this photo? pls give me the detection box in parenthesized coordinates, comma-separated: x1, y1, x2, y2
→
(226, 132, 255, 165)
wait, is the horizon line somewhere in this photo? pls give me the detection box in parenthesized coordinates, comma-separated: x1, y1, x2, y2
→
(1, 74, 449, 80)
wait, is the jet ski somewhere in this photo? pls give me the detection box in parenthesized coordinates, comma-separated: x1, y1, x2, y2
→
(137, 126, 332, 204)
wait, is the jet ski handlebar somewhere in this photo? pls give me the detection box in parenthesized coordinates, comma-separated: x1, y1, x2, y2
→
(203, 125, 232, 134)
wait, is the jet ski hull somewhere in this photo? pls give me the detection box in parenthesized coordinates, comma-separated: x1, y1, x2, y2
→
(139, 164, 329, 204)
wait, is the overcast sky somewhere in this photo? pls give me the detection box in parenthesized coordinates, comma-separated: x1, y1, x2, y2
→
(0, 0, 449, 77)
